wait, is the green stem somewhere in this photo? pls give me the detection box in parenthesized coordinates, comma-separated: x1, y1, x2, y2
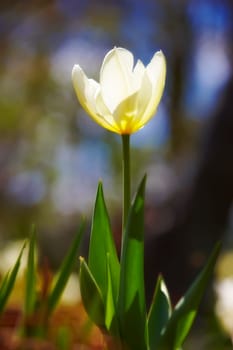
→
(121, 134, 131, 236)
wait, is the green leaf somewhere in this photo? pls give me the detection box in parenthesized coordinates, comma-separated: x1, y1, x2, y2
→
(147, 275, 172, 350)
(79, 257, 106, 329)
(24, 225, 37, 316)
(158, 242, 221, 350)
(105, 253, 119, 336)
(174, 310, 196, 348)
(0, 272, 10, 302)
(88, 183, 120, 304)
(0, 242, 26, 313)
(47, 221, 85, 314)
(118, 175, 147, 350)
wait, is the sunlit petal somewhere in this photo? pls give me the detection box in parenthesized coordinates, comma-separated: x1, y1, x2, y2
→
(95, 92, 120, 133)
(100, 47, 134, 112)
(72, 65, 116, 132)
(138, 51, 166, 127)
(132, 59, 146, 90)
(112, 91, 139, 134)
(147, 51, 166, 88)
(72, 65, 99, 115)
(146, 51, 166, 106)
(130, 70, 153, 132)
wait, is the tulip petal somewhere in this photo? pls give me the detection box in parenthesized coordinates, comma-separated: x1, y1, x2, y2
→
(72, 65, 99, 114)
(72, 65, 117, 132)
(95, 92, 121, 133)
(112, 91, 139, 134)
(132, 59, 146, 90)
(139, 51, 166, 127)
(112, 68, 152, 134)
(100, 47, 135, 112)
(130, 70, 153, 132)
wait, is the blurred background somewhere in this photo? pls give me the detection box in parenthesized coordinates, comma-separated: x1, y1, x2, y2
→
(0, 0, 233, 348)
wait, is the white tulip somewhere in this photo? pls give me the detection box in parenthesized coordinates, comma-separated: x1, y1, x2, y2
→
(72, 47, 166, 134)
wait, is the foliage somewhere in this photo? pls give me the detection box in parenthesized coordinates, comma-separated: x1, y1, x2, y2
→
(0, 242, 25, 314)
(22, 223, 84, 337)
(0, 202, 221, 349)
(79, 177, 221, 350)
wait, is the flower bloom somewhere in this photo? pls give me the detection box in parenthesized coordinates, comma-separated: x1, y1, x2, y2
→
(72, 47, 166, 134)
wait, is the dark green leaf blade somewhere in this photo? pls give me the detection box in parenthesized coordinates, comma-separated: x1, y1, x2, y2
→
(47, 221, 85, 314)
(79, 257, 106, 329)
(0, 272, 10, 301)
(158, 242, 221, 350)
(88, 183, 120, 303)
(24, 225, 37, 316)
(105, 253, 119, 337)
(118, 175, 147, 350)
(147, 275, 172, 350)
(0, 242, 26, 313)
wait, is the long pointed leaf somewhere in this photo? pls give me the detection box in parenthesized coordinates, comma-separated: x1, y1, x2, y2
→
(105, 253, 119, 336)
(118, 175, 147, 350)
(147, 275, 172, 350)
(0, 272, 10, 301)
(79, 257, 106, 329)
(88, 183, 119, 303)
(47, 221, 85, 314)
(158, 242, 221, 350)
(0, 242, 26, 313)
(25, 225, 37, 316)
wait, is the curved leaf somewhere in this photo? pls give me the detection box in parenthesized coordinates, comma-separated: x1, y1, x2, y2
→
(118, 175, 147, 350)
(147, 275, 172, 350)
(79, 257, 106, 329)
(158, 242, 221, 350)
(88, 183, 120, 304)
(0, 242, 26, 313)
(47, 221, 85, 314)
(105, 253, 119, 336)
(25, 225, 37, 316)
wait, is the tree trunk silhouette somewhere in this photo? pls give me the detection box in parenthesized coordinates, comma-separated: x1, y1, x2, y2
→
(145, 74, 233, 304)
